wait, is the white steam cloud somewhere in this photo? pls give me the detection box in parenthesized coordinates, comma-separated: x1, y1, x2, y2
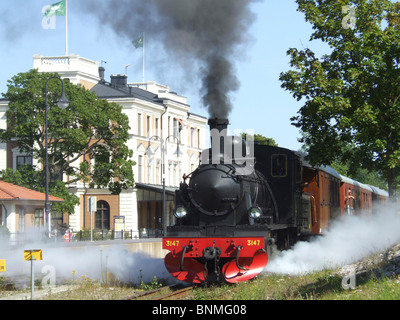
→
(0, 241, 171, 287)
(266, 205, 400, 275)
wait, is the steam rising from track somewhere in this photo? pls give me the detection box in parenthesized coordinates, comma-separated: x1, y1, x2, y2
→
(78, 0, 261, 118)
(266, 206, 400, 275)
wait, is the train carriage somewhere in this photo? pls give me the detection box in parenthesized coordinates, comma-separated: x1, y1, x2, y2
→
(296, 153, 341, 235)
(339, 175, 373, 216)
(369, 185, 389, 209)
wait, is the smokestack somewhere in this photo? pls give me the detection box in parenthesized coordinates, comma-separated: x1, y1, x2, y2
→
(208, 118, 230, 164)
(110, 74, 128, 87)
(98, 66, 105, 82)
(208, 118, 229, 132)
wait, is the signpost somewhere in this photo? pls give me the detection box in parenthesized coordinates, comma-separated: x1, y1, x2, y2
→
(88, 196, 97, 241)
(24, 249, 43, 300)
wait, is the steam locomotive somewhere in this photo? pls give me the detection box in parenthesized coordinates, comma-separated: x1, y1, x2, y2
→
(162, 118, 388, 284)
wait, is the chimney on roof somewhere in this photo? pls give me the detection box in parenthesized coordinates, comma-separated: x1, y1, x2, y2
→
(110, 74, 128, 87)
(98, 66, 105, 82)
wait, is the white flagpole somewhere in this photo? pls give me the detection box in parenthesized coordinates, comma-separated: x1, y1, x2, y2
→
(142, 32, 145, 83)
(65, 0, 68, 56)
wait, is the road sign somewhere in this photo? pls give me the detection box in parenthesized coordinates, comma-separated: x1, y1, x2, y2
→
(24, 250, 43, 261)
(88, 196, 97, 212)
(88, 196, 97, 242)
(0, 259, 5, 272)
(24, 250, 42, 300)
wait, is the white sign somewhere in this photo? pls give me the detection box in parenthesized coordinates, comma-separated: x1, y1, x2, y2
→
(88, 197, 97, 212)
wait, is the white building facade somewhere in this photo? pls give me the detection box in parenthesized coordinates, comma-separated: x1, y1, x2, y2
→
(0, 54, 207, 237)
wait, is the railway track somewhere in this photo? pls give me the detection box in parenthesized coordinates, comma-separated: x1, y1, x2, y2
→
(153, 285, 194, 300)
(121, 284, 194, 300)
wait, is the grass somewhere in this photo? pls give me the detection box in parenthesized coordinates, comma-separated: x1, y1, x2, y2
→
(2, 270, 400, 300)
(0, 271, 167, 300)
(191, 269, 400, 300)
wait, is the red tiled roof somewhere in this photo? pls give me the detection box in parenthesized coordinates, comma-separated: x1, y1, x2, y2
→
(0, 181, 63, 202)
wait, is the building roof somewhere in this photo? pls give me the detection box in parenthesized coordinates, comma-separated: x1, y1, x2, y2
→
(135, 183, 178, 196)
(90, 81, 164, 106)
(0, 181, 64, 202)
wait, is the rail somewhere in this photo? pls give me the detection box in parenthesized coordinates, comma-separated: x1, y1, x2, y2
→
(121, 285, 193, 300)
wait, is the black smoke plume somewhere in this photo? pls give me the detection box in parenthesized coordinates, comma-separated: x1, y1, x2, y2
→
(78, 0, 261, 118)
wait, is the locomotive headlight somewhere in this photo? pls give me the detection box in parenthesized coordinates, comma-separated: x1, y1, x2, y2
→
(174, 206, 188, 219)
(249, 206, 262, 219)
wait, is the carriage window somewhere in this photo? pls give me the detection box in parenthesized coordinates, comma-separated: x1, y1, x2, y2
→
(271, 154, 287, 177)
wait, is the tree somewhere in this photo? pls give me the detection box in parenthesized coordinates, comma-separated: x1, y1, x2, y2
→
(242, 133, 278, 146)
(329, 143, 388, 189)
(1, 69, 135, 209)
(280, 0, 400, 199)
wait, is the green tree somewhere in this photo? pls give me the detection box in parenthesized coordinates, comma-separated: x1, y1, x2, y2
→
(0, 69, 135, 212)
(280, 0, 400, 199)
(329, 144, 388, 189)
(241, 133, 278, 146)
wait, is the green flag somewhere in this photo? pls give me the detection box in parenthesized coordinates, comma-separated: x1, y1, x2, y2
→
(45, 0, 66, 17)
(132, 34, 143, 48)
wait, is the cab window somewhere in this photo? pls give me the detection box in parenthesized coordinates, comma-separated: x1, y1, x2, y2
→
(271, 154, 287, 177)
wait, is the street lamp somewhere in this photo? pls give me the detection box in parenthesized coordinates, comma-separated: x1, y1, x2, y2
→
(146, 135, 181, 236)
(44, 76, 70, 237)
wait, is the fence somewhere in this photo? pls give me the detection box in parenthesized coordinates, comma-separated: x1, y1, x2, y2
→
(71, 228, 163, 241)
(7, 228, 163, 245)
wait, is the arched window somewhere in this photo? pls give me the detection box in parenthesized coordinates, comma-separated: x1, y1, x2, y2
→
(95, 200, 110, 230)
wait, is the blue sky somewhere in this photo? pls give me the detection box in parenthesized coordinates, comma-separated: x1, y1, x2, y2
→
(0, 0, 330, 151)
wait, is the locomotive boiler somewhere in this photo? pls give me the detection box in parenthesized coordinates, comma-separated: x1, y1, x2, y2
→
(163, 118, 272, 283)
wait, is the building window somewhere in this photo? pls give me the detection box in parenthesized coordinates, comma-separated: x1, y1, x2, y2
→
(147, 159, 152, 183)
(95, 200, 110, 230)
(155, 118, 159, 137)
(197, 129, 201, 148)
(173, 162, 178, 186)
(168, 162, 172, 186)
(138, 155, 143, 182)
(137, 113, 142, 136)
(156, 160, 161, 184)
(173, 118, 182, 140)
(190, 127, 195, 147)
(19, 208, 25, 232)
(35, 208, 44, 231)
(17, 155, 32, 169)
(147, 115, 151, 137)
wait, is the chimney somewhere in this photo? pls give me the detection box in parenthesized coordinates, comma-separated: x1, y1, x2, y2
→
(98, 66, 105, 82)
(208, 118, 229, 132)
(207, 118, 230, 164)
(110, 74, 128, 87)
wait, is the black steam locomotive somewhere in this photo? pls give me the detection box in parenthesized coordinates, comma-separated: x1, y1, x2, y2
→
(162, 118, 387, 283)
